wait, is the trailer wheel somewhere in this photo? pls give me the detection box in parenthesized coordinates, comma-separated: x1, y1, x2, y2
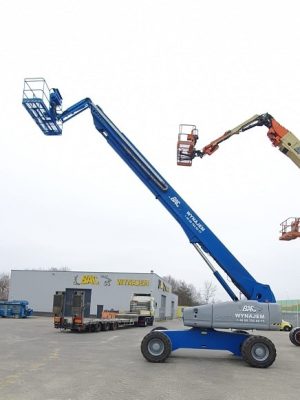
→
(102, 323, 109, 331)
(141, 331, 172, 363)
(110, 322, 117, 331)
(241, 335, 276, 368)
(289, 327, 300, 346)
(151, 326, 168, 332)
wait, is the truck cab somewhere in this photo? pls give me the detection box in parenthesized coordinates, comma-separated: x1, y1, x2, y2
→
(130, 294, 155, 316)
(118, 293, 155, 327)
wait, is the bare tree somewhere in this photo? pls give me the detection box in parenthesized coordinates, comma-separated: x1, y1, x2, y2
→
(28, 267, 71, 271)
(201, 280, 217, 304)
(48, 267, 71, 271)
(163, 275, 202, 306)
(163, 275, 217, 306)
(0, 273, 9, 300)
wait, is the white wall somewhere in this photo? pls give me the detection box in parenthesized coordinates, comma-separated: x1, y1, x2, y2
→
(10, 270, 177, 318)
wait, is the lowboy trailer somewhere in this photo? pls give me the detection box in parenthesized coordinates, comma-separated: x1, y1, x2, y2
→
(54, 315, 137, 333)
(53, 290, 153, 332)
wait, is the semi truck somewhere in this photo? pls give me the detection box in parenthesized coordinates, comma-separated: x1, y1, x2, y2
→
(53, 290, 154, 332)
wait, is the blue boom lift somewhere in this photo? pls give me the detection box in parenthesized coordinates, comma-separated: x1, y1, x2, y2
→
(22, 78, 300, 368)
(0, 300, 33, 318)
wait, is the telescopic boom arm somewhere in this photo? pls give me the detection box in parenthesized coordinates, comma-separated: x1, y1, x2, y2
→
(22, 78, 276, 303)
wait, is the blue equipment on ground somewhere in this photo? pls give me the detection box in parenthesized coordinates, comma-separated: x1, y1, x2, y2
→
(0, 300, 33, 318)
(22, 78, 299, 367)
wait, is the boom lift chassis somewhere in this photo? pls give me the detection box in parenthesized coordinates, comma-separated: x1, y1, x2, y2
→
(22, 78, 300, 368)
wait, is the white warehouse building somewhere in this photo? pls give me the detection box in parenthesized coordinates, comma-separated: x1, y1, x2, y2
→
(9, 270, 178, 319)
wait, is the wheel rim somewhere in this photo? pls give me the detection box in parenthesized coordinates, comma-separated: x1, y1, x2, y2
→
(251, 343, 269, 362)
(148, 338, 165, 356)
(295, 331, 300, 344)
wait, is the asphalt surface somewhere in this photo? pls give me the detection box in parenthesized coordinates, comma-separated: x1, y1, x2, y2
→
(0, 317, 299, 400)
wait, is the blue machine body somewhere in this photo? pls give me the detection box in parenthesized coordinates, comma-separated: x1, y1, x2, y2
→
(22, 78, 277, 357)
(0, 300, 33, 318)
(164, 328, 248, 356)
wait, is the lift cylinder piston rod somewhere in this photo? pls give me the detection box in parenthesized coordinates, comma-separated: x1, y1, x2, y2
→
(192, 243, 238, 301)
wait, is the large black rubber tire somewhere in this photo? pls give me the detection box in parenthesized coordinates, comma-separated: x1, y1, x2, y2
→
(110, 322, 118, 331)
(241, 335, 276, 368)
(151, 326, 168, 332)
(101, 323, 110, 331)
(141, 331, 172, 363)
(289, 327, 300, 346)
(283, 325, 292, 332)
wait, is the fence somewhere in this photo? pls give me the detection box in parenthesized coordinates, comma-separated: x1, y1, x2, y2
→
(278, 299, 300, 326)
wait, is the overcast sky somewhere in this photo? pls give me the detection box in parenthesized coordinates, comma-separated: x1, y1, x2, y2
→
(1, 0, 299, 301)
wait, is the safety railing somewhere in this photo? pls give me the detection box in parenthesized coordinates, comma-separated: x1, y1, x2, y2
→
(279, 217, 300, 241)
(177, 124, 198, 166)
(22, 78, 63, 134)
(23, 78, 51, 107)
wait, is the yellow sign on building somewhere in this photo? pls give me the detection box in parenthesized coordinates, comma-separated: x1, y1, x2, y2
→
(73, 275, 100, 285)
(158, 279, 170, 292)
(117, 279, 150, 286)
